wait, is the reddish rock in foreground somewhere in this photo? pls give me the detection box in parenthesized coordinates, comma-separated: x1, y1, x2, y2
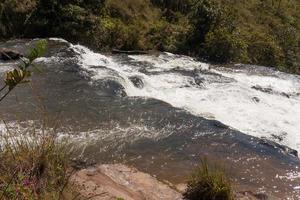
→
(71, 164, 278, 200)
(71, 164, 183, 200)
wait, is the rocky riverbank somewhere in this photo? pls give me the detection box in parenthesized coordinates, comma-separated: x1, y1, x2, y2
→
(71, 164, 279, 200)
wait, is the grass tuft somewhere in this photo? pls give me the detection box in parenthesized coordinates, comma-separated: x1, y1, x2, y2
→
(0, 121, 76, 200)
(183, 158, 233, 200)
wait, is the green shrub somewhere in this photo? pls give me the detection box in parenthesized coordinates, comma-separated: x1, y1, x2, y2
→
(247, 32, 285, 68)
(272, 24, 300, 72)
(94, 17, 142, 50)
(147, 19, 189, 52)
(185, 0, 239, 57)
(189, 0, 221, 43)
(29, 0, 102, 40)
(204, 28, 249, 63)
(0, 0, 37, 38)
(1, 0, 300, 74)
(183, 158, 233, 200)
(151, 0, 192, 13)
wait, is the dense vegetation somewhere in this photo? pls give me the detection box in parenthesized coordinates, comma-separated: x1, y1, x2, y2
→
(0, 0, 300, 74)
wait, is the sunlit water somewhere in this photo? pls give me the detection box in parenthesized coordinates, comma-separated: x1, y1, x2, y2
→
(70, 43, 300, 153)
(0, 38, 300, 198)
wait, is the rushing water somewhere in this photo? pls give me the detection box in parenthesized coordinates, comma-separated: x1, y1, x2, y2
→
(1, 38, 300, 198)
(71, 43, 300, 153)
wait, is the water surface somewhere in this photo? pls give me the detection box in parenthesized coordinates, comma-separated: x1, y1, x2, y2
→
(0, 39, 299, 198)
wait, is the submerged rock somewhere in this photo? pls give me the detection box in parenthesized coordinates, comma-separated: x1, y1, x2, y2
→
(0, 48, 23, 60)
(129, 76, 144, 89)
(251, 85, 291, 98)
(94, 79, 127, 97)
(251, 85, 273, 94)
(259, 138, 298, 157)
(252, 97, 260, 103)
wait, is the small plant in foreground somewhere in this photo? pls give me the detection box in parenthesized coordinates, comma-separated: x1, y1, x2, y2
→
(0, 41, 79, 199)
(0, 123, 75, 200)
(183, 158, 233, 200)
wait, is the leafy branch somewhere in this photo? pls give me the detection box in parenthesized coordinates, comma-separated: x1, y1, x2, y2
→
(0, 40, 47, 102)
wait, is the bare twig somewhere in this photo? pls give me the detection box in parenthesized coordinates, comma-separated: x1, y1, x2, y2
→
(0, 90, 11, 102)
(0, 85, 7, 93)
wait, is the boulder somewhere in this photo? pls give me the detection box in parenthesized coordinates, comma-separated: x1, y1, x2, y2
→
(129, 76, 144, 88)
(0, 48, 23, 61)
(71, 164, 182, 200)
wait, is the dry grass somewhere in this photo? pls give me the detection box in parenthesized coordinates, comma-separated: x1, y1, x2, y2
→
(183, 158, 233, 200)
(0, 39, 82, 199)
(0, 120, 77, 200)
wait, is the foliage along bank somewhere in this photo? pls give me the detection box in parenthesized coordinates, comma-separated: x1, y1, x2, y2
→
(0, 0, 299, 74)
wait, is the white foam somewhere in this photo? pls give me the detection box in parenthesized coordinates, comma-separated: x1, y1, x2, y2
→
(129, 53, 210, 72)
(49, 38, 69, 43)
(35, 56, 62, 63)
(0, 64, 13, 73)
(71, 45, 141, 95)
(135, 69, 300, 152)
(0, 120, 175, 154)
(70, 44, 300, 153)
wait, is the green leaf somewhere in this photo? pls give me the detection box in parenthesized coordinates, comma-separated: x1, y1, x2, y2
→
(27, 40, 47, 63)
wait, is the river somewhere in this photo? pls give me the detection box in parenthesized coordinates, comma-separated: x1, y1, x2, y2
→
(0, 38, 299, 198)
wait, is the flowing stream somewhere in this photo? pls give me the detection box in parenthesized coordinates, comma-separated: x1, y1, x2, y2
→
(0, 38, 300, 198)
(71, 43, 300, 153)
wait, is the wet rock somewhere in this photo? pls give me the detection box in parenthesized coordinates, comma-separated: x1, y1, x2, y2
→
(252, 97, 260, 103)
(259, 138, 298, 157)
(251, 85, 291, 98)
(270, 132, 287, 142)
(95, 79, 127, 97)
(287, 148, 298, 157)
(90, 65, 106, 69)
(0, 48, 23, 60)
(251, 85, 273, 94)
(211, 120, 228, 129)
(194, 76, 204, 86)
(280, 92, 290, 98)
(129, 76, 144, 89)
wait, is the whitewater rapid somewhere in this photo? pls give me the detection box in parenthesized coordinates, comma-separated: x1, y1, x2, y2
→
(1, 38, 300, 198)
(48, 39, 300, 153)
